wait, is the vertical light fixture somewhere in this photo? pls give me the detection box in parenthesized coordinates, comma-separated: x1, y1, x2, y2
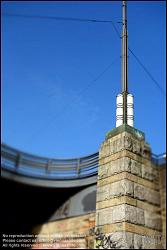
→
(116, 0, 134, 127)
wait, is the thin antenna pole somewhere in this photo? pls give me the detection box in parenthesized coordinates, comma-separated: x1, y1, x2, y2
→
(122, 0, 128, 124)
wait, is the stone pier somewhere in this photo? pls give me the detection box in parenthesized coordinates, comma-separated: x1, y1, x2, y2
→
(95, 125, 163, 249)
(159, 165, 166, 249)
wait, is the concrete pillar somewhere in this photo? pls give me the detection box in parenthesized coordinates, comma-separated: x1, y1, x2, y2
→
(95, 124, 163, 249)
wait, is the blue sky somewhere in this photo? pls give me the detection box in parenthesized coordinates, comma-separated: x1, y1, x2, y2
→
(1, 1, 166, 158)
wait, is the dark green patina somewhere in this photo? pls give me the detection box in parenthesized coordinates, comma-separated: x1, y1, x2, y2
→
(105, 124, 145, 141)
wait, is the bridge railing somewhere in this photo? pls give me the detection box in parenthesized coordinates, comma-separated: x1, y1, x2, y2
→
(1, 144, 99, 179)
(1, 144, 166, 180)
(151, 153, 166, 166)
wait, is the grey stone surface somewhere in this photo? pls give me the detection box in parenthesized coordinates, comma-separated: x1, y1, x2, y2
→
(133, 234, 163, 249)
(134, 234, 142, 249)
(111, 233, 165, 249)
(142, 235, 163, 249)
(112, 204, 144, 225)
(100, 131, 151, 159)
(109, 180, 134, 198)
(130, 159, 142, 176)
(95, 232, 134, 249)
(123, 157, 133, 172)
(97, 207, 113, 225)
(111, 157, 132, 175)
(160, 188, 166, 210)
(124, 204, 144, 225)
(112, 205, 125, 223)
(105, 145, 110, 156)
(145, 211, 162, 231)
(136, 207, 145, 225)
(98, 157, 142, 180)
(108, 159, 125, 175)
(98, 164, 109, 179)
(110, 232, 134, 249)
(134, 183, 160, 205)
(100, 135, 134, 157)
(141, 143, 151, 159)
(124, 136, 133, 151)
(134, 183, 145, 201)
(96, 185, 110, 202)
(97, 180, 134, 202)
(145, 188, 160, 206)
(97, 204, 145, 226)
(142, 165, 159, 181)
(132, 140, 142, 155)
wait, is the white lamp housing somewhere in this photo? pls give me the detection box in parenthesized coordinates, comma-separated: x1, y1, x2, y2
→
(127, 93, 134, 127)
(116, 93, 134, 127)
(116, 94, 123, 127)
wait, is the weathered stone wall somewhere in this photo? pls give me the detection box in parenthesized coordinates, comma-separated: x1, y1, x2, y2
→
(31, 126, 165, 249)
(159, 166, 166, 249)
(32, 213, 95, 249)
(95, 127, 163, 249)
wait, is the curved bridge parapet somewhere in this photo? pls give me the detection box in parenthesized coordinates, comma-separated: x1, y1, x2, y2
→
(1, 144, 98, 188)
(1, 144, 165, 188)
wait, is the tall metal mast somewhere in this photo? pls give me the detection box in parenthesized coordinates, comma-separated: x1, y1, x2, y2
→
(116, 1, 134, 128)
(122, 0, 128, 124)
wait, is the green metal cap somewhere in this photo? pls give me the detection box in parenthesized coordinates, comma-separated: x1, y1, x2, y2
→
(106, 124, 145, 141)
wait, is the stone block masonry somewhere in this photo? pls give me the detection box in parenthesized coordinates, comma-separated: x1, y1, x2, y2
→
(95, 125, 163, 249)
(31, 124, 165, 249)
(159, 166, 166, 249)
